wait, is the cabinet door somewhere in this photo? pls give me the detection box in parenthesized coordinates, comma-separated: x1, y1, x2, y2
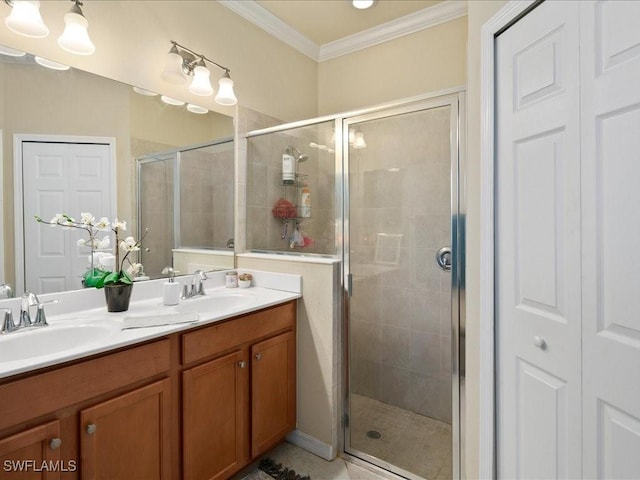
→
(183, 350, 248, 480)
(80, 379, 171, 480)
(0, 420, 63, 480)
(251, 331, 296, 458)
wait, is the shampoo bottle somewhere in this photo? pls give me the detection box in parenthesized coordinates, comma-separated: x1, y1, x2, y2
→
(161, 266, 181, 306)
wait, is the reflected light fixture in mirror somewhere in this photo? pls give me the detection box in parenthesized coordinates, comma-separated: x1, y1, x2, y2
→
(161, 40, 237, 106)
(57, 0, 95, 55)
(0, 44, 25, 56)
(160, 95, 185, 106)
(352, 0, 376, 9)
(187, 104, 208, 114)
(34, 55, 69, 70)
(4, 0, 49, 38)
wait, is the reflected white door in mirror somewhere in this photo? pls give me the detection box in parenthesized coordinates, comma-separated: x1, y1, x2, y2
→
(14, 134, 116, 296)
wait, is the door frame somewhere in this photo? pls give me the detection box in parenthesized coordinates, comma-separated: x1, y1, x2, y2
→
(342, 91, 465, 480)
(479, 1, 538, 478)
(13, 134, 117, 295)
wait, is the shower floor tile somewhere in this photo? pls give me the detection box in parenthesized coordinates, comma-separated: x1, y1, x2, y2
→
(349, 393, 452, 480)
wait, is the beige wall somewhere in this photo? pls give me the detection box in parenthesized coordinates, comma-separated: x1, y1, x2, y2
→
(317, 16, 467, 115)
(465, 2, 507, 478)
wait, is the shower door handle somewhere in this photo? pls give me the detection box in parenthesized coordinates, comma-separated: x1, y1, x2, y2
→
(435, 246, 452, 272)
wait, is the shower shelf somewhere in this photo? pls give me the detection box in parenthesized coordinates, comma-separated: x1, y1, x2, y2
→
(280, 174, 311, 220)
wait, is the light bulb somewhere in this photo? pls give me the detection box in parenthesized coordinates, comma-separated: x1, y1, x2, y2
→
(215, 74, 237, 106)
(34, 56, 70, 71)
(161, 49, 187, 85)
(352, 0, 375, 9)
(189, 64, 213, 96)
(58, 5, 95, 55)
(187, 104, 208, 114)
(5, 1, 49, 38)
(160, 96, 185, 106)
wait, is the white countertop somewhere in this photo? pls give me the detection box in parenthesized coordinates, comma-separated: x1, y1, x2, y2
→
(0, 270, 301, 380)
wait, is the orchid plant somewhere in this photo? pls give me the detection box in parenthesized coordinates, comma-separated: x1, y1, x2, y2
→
(35, 213, 149, 288)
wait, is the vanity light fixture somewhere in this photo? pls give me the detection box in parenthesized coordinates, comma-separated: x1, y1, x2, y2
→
(4, 0, 49, 38)
(353, 131, 367, 149)
(57, 0, 95, 55)
(34, 55, 69, 70)
(161, 40, 237, 106)
(0, 44, 25, 56)
(160, 95, 185, 106)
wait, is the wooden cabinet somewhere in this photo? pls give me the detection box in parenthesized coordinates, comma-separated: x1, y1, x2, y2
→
(251, 331, 296, 458)
(181, 301, 296, 480)
(183, 351, 248, 480)
(0, 420, 63, 480)
(80, 379, 171, 480)
(0, 300, 296, 480)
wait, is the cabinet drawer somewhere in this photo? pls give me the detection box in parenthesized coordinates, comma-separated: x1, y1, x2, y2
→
(182, 301, 295, 365)
(0, 340, 170, 432)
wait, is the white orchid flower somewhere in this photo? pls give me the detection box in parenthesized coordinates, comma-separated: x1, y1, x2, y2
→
(50, 213, 65, 224)
(112, 219, 127, 231)
(97, 236, 111, 249)
(80, 212, 95, 225)
(95, 217, 110, 231)
(126, 263, 143, 276)
(119, 236, 140, 252)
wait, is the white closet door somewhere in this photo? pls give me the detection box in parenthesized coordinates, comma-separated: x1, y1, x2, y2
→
(580, 1, 640, 478)
(496, 2, 582, 478)
(23, 142, 113, 293)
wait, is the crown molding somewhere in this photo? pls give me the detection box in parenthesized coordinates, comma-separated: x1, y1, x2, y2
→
(217, 0, 468, 63)
(217, 0, 320, 61)
(319, 0, 468, 61)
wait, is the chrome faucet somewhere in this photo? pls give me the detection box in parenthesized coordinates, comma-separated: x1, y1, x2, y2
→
(182, 270, 208, 299)
(1, 309, 17, 333)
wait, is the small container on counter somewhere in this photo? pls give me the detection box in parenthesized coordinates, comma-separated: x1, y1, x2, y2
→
(225, 271, 238, 288)
(238, 273, 253, 288)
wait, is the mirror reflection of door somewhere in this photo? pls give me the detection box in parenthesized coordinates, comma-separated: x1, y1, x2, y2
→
(18, 137, 115, 295)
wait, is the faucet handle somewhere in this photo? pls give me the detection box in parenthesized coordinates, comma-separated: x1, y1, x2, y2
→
(1, 309, 16, 334)
(19, 292, 38, 328)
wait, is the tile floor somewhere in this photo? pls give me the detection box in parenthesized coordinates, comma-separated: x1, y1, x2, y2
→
(238, 393, 452, 480)
(349, 394, 452, 479)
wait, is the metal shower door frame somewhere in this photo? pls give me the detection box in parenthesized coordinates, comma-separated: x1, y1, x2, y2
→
(341, 92, 465, 480)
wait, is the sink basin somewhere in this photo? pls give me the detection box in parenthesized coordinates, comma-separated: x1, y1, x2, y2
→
(0, 319, 120, 363)
(172, 291, 257, 315)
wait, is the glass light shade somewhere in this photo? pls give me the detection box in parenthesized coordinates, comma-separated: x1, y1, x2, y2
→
(0, 45, 26, 57)
(161, 51, 187, 85)
(5, 1, 49, 38)
(215, 76, 237, 106)
(187, 104, 208, 114)
(34, 56, 70, 71)
(160, 95, 185, 106)
(132, 87, 158, 96)
(58, 12, 95, 55)
(353, 131, 367, 149)
(189, 65, 213, 96)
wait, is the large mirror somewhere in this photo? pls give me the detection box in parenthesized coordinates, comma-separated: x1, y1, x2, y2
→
(0, 48, 235, 296)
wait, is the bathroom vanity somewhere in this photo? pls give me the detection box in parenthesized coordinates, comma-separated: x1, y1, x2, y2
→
(0, 274, 299, 480)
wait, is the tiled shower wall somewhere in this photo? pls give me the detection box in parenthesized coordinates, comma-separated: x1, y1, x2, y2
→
(349, 107, 453, 423)
(245, 121, 336, 255)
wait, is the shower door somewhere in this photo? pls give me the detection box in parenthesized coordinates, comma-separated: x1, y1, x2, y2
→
(344, 95, 462, 480)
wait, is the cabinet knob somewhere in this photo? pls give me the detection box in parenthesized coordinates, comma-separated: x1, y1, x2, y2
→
(534, 336, 547, 350)
(255, 353, 262, 361)
(86, 424, 97, 435)
(238, 360, 246, 368)
(49, 438, 62, 450)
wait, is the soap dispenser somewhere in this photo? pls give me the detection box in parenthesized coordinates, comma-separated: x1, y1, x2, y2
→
(161, 267, 181, 306)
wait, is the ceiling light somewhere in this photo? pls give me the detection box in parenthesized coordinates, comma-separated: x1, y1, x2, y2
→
(189, 59, 213, 96)
(214, 70, 237, 106)
(133, 86, 158, 96)
(161, 41, 238, 106)
(187, 104, 208, 114)
(0, 45, 25, 56)
(57, 0, 95, 55)
(34, 56, 69, 70)
(352, 0, 376, 10)
(160, 95, 185, 106)
(5, 0, 49, 38)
